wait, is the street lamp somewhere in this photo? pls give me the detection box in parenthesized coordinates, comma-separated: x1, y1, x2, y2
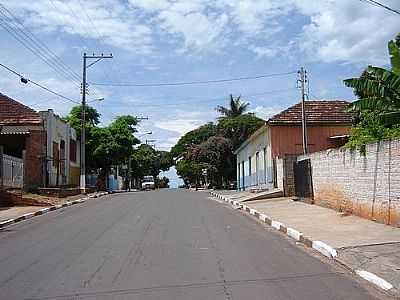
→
(87, 97, 105, 103)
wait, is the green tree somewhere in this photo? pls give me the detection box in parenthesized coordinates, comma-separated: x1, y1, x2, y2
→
(187, 136, 234, 187)
(217, 114, 265, 150)
(216, 94, 249, 118)
(63, 105, 100, 138)
(344, 37, 400, 124)
(170, 122, 217, 159)
(131, 145, 173, 182)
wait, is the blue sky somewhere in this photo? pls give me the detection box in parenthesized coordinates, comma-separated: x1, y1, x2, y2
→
(0, 0, 399, 187)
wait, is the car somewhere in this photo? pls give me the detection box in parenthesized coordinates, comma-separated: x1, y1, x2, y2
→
(141, 176, 155, 190)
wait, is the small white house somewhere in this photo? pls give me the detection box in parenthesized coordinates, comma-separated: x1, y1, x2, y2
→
(234, 124, 274, 191)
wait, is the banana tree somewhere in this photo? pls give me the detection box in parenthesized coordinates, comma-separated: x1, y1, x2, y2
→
(344, 39, 400, 125)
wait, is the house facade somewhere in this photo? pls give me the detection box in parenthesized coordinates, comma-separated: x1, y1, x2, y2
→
(235, 100, 353, 191)
(0, 93, 80, 190)
(39, 109, 80, 187)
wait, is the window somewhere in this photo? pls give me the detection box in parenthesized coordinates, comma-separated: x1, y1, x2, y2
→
(70, 139, 77, 162)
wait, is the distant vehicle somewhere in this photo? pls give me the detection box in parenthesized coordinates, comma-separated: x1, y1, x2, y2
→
(141, 176, 155, 190)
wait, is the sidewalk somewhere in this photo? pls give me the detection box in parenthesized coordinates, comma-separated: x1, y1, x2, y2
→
(0, 191, 109, 223)
(211, 191, 400, 296)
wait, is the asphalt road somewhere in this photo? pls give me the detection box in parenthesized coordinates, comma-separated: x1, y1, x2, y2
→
(0, 190, 383, 299)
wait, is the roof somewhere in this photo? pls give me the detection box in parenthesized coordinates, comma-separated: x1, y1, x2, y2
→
(0, 93, 42, 125)
(0, 125, 43, 135)
(268, 100, 353, 125)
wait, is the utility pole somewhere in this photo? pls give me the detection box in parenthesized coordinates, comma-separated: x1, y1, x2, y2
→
(80, 52, 112, 193)
(297, 67, 309, 155)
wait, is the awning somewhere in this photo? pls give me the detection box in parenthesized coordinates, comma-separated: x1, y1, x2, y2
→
(0, 125, 42, 135)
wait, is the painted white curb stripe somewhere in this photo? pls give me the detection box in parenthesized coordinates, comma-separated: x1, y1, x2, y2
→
(271, 220, 283, 230)
(312, 241, 337, 258)
(39, 208, 50, 214)
(287, 227, 303, 241)
(356, 270, 393, 291)
(249, 208, 257, 215)
(259, 214, 268, 222)
(0, 219, 14, 227)
(22, 212, 34, 219)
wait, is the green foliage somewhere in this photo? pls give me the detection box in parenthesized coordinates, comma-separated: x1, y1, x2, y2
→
(63, 105, 100, 139)
(172, 100, 264, 187)
(216, 114, 265, 150)
(176, 160, 209, 186)
(131, 144, 173, 179)
(345, 112, 400, 151)
(156, 176, 170, 188)
(170, 122, 217, 159)
(216, 94, 249, 118)
(343, 35, 400, 150)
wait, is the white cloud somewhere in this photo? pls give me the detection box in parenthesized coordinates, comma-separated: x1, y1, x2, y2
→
(250, 105, 284, 120)
(294, 0, 400, 64)
(3, 0, 153, 53)
(250, 46, 278, 58)
(154, 119, 204, 135)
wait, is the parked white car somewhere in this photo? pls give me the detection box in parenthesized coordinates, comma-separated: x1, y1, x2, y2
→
(141, 176, 155, 190)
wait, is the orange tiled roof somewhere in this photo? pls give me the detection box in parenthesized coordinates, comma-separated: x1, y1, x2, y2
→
(0, 93, 42, 125)
(268, 100, 353, 125)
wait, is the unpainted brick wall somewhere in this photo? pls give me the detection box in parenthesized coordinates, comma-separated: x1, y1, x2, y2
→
(24, 130, 46, 191)
(298, 139, 400, 227)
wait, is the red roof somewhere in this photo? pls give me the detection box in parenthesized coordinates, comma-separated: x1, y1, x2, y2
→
(268, 100, 353, 125)
(0, 93, 42, 125)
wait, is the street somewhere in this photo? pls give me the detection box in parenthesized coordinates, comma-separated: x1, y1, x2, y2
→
(0, 190, 382, 300)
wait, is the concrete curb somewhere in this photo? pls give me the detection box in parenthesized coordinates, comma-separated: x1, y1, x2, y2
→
(0, 191, 110, 230)
(209, 191, 395, 293)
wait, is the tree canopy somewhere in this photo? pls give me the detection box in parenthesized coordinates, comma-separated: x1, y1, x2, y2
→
(344, 35, 400, 149)
(172, 98, 264, 188)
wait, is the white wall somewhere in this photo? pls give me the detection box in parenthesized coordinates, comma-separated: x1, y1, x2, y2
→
(40, 110, 79, 187)
(236, 126, 273, 190)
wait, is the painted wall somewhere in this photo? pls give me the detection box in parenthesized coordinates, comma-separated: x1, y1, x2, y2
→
(236, 126, 273, 190)
(270, 125, 351, 157)
(299, 139, 400, 227)
(40, 110, 80, 187)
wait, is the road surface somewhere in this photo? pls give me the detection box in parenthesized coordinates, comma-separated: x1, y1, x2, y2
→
(0, 190, 383, 299)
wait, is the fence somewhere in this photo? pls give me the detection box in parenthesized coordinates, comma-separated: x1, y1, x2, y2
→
(1, 154, 24, 188)
(298, 139, 400, 227)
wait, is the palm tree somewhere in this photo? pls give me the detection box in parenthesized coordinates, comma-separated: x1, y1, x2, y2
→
(216, 94, 249, 118)
(344, 38, 400, 124)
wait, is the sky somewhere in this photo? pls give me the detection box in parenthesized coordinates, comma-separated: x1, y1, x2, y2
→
(0, 0, 399, 187)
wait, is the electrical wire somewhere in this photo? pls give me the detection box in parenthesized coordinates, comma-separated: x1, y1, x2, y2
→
(89, 71, 297, 87)
(118, 88, 297, 108)
(359, 0, 400, 15)
(0, 62, 79, 104)
(0, 4, 82, 85)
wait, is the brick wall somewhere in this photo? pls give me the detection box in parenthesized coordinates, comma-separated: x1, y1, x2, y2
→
(24, 130, 46, 191)
(299, 139, 400, 227)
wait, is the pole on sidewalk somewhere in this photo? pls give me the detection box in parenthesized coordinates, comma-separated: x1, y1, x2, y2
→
(298, 67, 308, 155)
(80, 53, 112, 193)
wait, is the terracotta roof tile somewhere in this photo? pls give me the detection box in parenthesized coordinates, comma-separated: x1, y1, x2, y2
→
(0, 93, 42, 125)
(268, 100, 353, 125)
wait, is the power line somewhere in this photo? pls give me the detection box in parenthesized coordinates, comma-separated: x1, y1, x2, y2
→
(359, 0, 400, 15)
(0, 62, 79, 104)
(0, 4, 82, 85)
(0, 3, 81, 82)
(119, 88, 297, 108)
(89, 71, 297, 87)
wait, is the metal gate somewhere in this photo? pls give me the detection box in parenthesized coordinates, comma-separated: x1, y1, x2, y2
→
(294, 159, 313, 198)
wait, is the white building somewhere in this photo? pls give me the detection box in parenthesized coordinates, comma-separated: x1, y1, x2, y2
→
(40, 109, 80, 187)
